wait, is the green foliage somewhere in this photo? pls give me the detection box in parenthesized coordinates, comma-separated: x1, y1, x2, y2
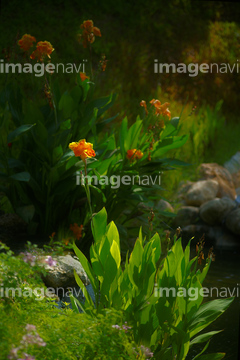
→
(0, 72, 117, 234)
(0, 244, 146, 360)
(73, 207, 234, 359)
(0, 301, 145, 360)
(0, 242, 45, 294)
(76, 105, 189, 246)
(0, 64, 189, 242)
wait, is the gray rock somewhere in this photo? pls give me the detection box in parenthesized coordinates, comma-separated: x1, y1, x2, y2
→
(225, 208, 240, 235)
(198, 163, 236, 200)
(199, 197, 236, 225)
(224, 151, 240, 174)
(43, 255, 90, 288)
(174, 206, 199, 227)
(199, 163, 234, 185)
(177, 181, 194, 200)
(157, 199, 174, 213)
(185, 180, 219, 206)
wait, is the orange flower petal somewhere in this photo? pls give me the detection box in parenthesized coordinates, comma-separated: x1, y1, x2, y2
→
(126, 149, 143, 161)
(93, 27, 101, 37)
(69, 139, 96, 161)
(18, 34, 36, 52)
(80, 72, 89, 81)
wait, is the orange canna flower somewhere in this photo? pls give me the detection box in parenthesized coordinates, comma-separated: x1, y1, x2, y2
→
(135, 150, 143, 159)
(18, 34, 36, 52)
(127, 149, 137, 160)
(30, 40, 54, 62)
(140, 100, 147, 108)
(80, 72, 89, 81)
(69, 139, 96, 161)
(79, 20, 101, 48)
(126, 149, 143, 161)
(81, 20, 94, 31)
(70, 223, 83, 240)
(150, 99, 171, 119)
(150, 99, 161, 107)
(93, 27, 101, 37)
(140, 100, 148, 115)
(49, 232, 56, 239)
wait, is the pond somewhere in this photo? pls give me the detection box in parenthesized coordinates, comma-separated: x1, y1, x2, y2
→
(188, 245, 240, 360)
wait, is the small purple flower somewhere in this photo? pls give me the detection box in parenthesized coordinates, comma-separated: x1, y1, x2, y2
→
(25, 325, 36, 332)
(112, 322, 132, 333)
(112, 324, 121, 330)
(9, 324, 46, 359)
(122, 324, 131, 333)
(8, 347, 19, 359)
(21, 252, 36, 266)
(140, 345, 154, 358)
(45, 256, 57, 267)
(18, 354, 35, 360)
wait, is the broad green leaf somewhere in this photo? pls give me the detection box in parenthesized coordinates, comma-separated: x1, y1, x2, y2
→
(7, 124, 36, 143)
(69, 292, 85, 314)
(59, 92, 75, 118)
(189, 297, 234, 338)
(192, 341, 210, 360)
(161, 123, 178, 139)
(190, 330, 222, 346)
(60, 119, 71, 130)
(74, 270, 95, 311)
(99, 236, 111, 267)
(125, 120, 142, 151)
(106, 221, 120, 248)
(10, 172, 30, 182)
(110, 240, 121, 269)
(73, 242, 97, 292)
(194, 353, 225, 360)
(153, 135, 189, 158)
(91, 207, 107, 244)
(53, 145, 63, 163)
(149, 233, 161, 263)
(197, 260, 211, 284)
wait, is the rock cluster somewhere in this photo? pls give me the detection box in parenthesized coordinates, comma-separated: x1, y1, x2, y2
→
(174, 160, 240, 245)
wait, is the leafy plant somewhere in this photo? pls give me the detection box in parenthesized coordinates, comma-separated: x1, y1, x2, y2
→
(0, 24, 190, 242)
(72, 207, 234, 360)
